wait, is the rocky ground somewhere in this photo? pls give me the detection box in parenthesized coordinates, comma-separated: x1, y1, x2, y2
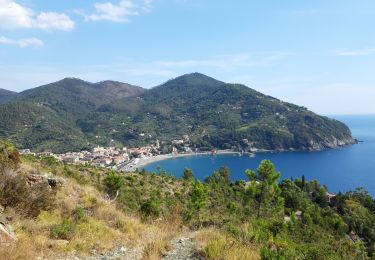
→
(53, 232, 203, 260)
(0, 205, 17, 245)
(162, 233, 203, 260)
(57, 246, 143, 260)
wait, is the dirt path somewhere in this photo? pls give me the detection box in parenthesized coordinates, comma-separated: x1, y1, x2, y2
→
(57, 245, 142, 260)
(162, 233, 203, 260)
(57, 233, 203, 260)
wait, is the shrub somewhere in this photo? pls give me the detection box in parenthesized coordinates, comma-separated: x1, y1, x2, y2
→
(269, 220, 285, 237)
(103, 171, 124, 197)
(140, 199, 160, 218)
(51, 219, 75, 240)
(25, 182, 56, 217)
(227, 202, 238, 215)
(183, 168, 194, 180)
(63, 166, 89, 185)
(186, 181, 208, 222)
(40, 156, 59, 167)
(0, 169, 28, 207)
(72, 206, 86, 221)
(0, 140, 20, 171)
(0, 169, 56, 217)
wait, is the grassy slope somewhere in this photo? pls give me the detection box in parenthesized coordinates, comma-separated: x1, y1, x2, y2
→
(0, 156, 185, 259)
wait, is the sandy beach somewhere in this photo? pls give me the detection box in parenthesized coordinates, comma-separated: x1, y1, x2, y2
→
(119, 150, 251, 172)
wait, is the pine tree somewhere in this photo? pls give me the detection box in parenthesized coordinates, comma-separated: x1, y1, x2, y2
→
(246, 160, 283, 218)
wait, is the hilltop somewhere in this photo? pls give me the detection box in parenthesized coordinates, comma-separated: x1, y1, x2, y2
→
(0, 89, 17, 104)
(0, 73, 355, 152)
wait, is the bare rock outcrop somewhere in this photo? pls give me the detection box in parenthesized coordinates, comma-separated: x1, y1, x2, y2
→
(26, 173, 64, 188)
(0, 205, 17, 245)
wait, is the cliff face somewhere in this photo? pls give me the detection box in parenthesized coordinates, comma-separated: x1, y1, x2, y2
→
(0, 73, 356, 152)
(297, 137, 356, 152)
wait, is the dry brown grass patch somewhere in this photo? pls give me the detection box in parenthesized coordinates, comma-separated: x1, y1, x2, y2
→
(195, 228, 260, 260)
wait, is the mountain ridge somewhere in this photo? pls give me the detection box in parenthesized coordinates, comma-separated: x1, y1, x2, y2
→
(0, 73, 356, 152)
(0, 88, 18, 104)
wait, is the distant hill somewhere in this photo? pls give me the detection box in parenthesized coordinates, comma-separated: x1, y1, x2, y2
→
(16, 78, 145, 120)
(0, 89, 17, 104)
(0, 73, 356, 152)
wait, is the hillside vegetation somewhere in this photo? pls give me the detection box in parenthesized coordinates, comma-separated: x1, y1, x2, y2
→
(0, 140, 374, 259)
(0, 89, 17, 105)
(0, 73, 355, 152)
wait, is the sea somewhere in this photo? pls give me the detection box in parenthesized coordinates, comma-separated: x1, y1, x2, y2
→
(144, 115, 375, 196)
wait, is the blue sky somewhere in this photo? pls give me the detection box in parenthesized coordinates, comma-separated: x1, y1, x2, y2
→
(0, 0, 374, 114)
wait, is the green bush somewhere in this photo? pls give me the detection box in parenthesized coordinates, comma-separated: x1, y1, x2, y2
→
(0, 140, 20, 171)
(183, 168, 194, 181)
(103, 171, 124, 197)
(40, 156, 60, 167)
(72, 206, 86, 221)
(140, 199, 160, 218)
(51, 219, 74, 240)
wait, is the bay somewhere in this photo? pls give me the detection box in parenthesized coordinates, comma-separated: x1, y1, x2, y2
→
(144, 115, 375, 196)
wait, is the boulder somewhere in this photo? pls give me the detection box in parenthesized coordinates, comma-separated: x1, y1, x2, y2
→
(0, 215, 17, 245)
(26, 173, 64, 188)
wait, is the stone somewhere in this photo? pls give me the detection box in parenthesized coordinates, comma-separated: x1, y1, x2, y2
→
(0, 217, 17, 244)
(26, 173, 64, 188)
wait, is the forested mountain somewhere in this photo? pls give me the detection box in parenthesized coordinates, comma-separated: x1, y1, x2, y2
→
(0, 73, 356, 152)
(16, 78, 145, 120)
(0, 88, 17, 104)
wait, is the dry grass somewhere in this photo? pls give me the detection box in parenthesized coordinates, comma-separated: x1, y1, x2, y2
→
(0, 237, 42, 260)
(1, 158, 192, 259)
(1, 168, 186, 259)
(195, 228, 260, 260)
(138, 208, 184, 260)
(141, 223, 177, 260)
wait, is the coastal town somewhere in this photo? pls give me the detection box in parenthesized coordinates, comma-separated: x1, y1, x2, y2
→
(21, 139, 163, 171)
(19, 136, 250, 172)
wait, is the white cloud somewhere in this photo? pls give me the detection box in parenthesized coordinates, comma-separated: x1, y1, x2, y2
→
(335, 48, 375, 56)
(0, 0, 74, 31)
(0, 36, 43, 48)
(0, 0, 33, 28)
(34, 12, 75, 31)
(82, 0, 153, 23)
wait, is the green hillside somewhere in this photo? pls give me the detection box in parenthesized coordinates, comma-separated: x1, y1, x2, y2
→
(0, 102, 89, 153)
(0, 73, 355, 152)
(16, 78, 145, 120)
(0, 88, 17, 104)
(99, 73, 356, 151)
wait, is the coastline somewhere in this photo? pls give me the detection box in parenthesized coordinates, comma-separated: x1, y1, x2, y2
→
(119, 150, 250, 172)
(118, 139, 357, 172)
